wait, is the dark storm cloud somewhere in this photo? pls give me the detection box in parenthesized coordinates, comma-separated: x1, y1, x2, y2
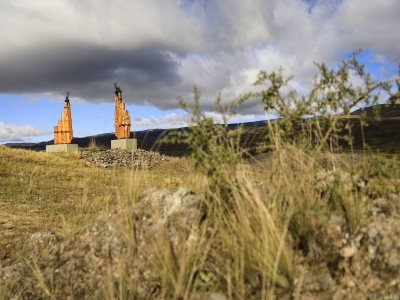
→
(0, 44, 181, 102)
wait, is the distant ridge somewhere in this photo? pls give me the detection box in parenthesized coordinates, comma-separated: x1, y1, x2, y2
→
(5, 104, 400, 155)
(351, 104, 400, 119)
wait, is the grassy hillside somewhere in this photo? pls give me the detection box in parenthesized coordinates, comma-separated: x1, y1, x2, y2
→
(0, 147, 115, 243)
(2, 141, 400, 298)
(0, 146, 194, 249)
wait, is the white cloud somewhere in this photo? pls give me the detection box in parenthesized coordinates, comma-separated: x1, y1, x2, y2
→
(0, 121, 51, 140)
(371, 53, 388, 64)
(132, 113, 188, 128)
(204, 112, 257, 124)
(333, 0, 400, 62)
(131, 112, 258, 130)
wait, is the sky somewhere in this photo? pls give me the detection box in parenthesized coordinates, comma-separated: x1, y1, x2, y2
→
(0, 0, 399, 144)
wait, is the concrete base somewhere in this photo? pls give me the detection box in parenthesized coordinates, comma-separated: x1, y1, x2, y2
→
(46, 144, 78, 153)
(111, 139, 137, 151)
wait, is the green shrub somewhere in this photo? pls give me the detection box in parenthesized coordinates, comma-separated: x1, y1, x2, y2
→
(165, 85, 243, 199)
(239, 50, 400, 153)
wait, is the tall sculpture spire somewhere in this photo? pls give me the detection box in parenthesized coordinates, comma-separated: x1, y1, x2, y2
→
(113, 82, 131, 139)
(54, 91, 73, 144)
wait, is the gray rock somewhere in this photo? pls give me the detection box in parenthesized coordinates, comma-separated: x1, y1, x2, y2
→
(388, 250, 400, 269)
(368, 226, 378, 239)
(328, 214, 345, 225)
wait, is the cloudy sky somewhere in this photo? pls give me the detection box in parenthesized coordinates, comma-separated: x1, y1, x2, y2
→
(1, 0, 399, 143)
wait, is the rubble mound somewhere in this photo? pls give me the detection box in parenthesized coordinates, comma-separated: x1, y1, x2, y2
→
(80, 148, 169, 168)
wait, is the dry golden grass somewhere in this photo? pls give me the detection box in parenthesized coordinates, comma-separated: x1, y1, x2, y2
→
(0, 146, 197, 250)
(2, 144, 400, 299)
(0, 146, 114, 246)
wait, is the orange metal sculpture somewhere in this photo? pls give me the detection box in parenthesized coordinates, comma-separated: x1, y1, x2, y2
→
(54, 92, 73, 144)
(114, 82, 131, 139)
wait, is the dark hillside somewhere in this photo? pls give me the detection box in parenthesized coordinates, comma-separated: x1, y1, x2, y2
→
(351, 104, 400, 119)
(343, 104, 400, 151)
(5, 104, 400, 154)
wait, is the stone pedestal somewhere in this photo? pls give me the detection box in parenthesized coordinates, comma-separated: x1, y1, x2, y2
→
(46, 144, 78, 153)
(111, 139, 137, 151)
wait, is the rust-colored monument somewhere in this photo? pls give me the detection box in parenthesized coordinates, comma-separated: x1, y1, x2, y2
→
(54, 91, 73, 144)
(111, 82, 137, 150)
(46, 92, 78, 153)
(113, 82, 131, 139)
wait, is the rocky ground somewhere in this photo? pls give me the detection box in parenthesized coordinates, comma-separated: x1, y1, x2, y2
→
(80, 148, 169, 169)
(289, 194, 400, 299)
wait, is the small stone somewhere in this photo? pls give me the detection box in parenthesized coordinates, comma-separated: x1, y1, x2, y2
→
(368, 227, 378, 239)
(388, 251, 400, 269)
(329, 214, 345, 224)
(341, 246, 357, 258)
(347, 280, 356, 288)
(368, 245, 376, 259)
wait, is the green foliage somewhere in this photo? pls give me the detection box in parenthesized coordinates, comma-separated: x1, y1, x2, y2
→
(239, 50, 400, 153)
(367, 153, 398, 179)
(165, 85, 243, 195)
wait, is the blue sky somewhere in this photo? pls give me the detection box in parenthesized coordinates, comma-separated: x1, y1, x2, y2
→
(0, 95, 193, 142)
(0, 0, 399, 143)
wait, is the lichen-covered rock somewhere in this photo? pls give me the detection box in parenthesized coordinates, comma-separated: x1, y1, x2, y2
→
(314, 169, 369, 200)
